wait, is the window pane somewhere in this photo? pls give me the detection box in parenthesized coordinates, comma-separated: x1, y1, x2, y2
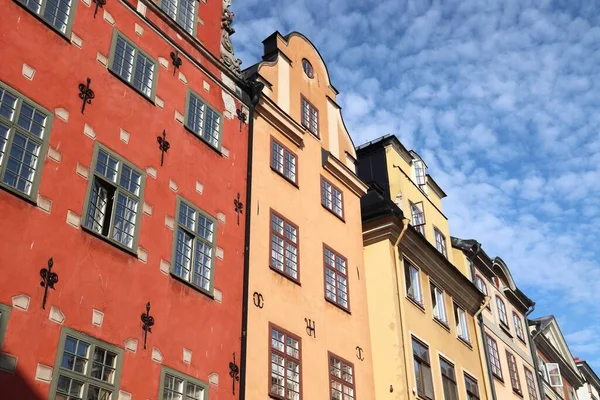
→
(86, 179, 109, 234)
(272, 141, 284, 173)
(163, 374, 185, 400)
(42, 0, 72, 33)
(185, 382, 203, 400)
(160, 0, 177, 20)
(178, 202, 196, 230)
(61, 336, 90, 374)
(119, 164, 141, 195)
(3, 133, 40, 195)
(187, 95, 205, 136)
(111, 192, 138, 248)
(177, 0, 196, 34)
(91, 347, 117, 383)
(193, 240, 212, 290)
(203, 108, 220, 147)
(86, 385, 112, 400)
(134, 54, 155, 97)
(56, 375, 84, 400)
(17, 0, 43, 16)
(17, 102, 47, 138)
(112, 37, 135, 83)
(0, 123, 10, 167)
(196, 214, 213, 242)
(174, 228, 193, 281)
(0, 89, 18, 121)
(95, 150, 119, 182)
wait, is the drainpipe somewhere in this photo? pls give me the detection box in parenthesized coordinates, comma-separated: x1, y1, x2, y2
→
(239, 80, 264, 400)
(391, 218, 411, 398)
(525, 304, 547, 400)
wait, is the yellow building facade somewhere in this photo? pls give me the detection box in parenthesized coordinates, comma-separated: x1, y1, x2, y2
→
(241, 32, 374, 400)
(357, 135, 488, 400)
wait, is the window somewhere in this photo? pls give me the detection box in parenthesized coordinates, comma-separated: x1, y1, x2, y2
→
(324, 246, 349, 311)
(321, 177, 343, 219)
(49, 328, 123, 400)
(301, 97, 318, 137)
(0, 303, 10, 350)
(410, 201, 425, 236)
(464, 374, 480, 400)
(302, 59, 314, 79)
(506, 350, 522, 395)
(171, 198, 217, 294)
(525, 367, 538, 400)
(546, 363, 563, 387)
(159, 0, 197, 35)
(474, 275, 490, 309)
(430, 284, 447, 324)
(159, 366, 207, 400)
(496, 297, 509, 328)
(83, 144, 145, 251)
(414, 160, 426, 186)
(270, 325, 301, 400)
(0, 82, 52, 200)
(270, 210, 299, 282)
(271, 138, 297, 184)
(485, 334, 503, 380)
(185, 90, 222, 150)
(455, 304, 470, 343)
(440, 357, 458, 400)
(537, 356, 549, 382)
(569, 388, 578, 400)
(15, 0, 76, 35)
(109, 31, 157, 100)
(434, 228, 448, 258)
(329, 354, 355, 400)
(513, 312, 526, 342)
(405, 260, 422, 305)
(412, 337, 434, 400)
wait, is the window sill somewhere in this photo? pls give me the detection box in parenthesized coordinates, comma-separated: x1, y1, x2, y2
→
(270, 167, 299, 188)
(12, 0, 72, 42)
(512, 389, 524, 398)
(493, 374, 505, 385)
(406, 295, 425, 312)
(0, 183, 38, 207)
(325, 297, 351, 315)
(108, 69, 156, 106)
(81, 225, 138, 258)
(269, 265, 301, 286)
(433, 317, 450, 332)
(321, 204, 345, 223)
(517, 336, 527, 346)
(183, 125, 224, 157)
(169, 272, 215, 300)
(500, 323, 512, 337)
(457, 336, 473, 350)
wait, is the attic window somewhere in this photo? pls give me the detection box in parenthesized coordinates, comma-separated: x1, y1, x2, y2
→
(302, 59, 314, 78)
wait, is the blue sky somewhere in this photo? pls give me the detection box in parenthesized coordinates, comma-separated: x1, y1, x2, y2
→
(231, 0, 600, 369)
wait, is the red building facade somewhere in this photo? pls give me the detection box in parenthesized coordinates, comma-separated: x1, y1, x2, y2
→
(0, 0, 250, 398)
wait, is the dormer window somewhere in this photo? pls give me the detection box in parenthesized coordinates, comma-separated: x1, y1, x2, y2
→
(413, 160, 426, 187)
(302, 59, 313, 78)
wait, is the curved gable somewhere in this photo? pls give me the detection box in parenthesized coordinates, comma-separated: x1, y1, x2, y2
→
(492, 256, 517, 290)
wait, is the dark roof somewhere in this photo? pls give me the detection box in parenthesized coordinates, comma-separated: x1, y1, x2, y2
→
(360, 182, 404, 223)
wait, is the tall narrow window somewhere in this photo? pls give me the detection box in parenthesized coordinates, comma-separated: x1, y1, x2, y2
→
(329, 354, 355, 400)
(474, 275, 490, 309)
(546, 363, 563, 387)
(485, 334, 503, 380)
(414, 160, 426, 186)
(405, 260, 422, 305)
(301, 97, 319, 137)
(109, 32, 157, 100)
(496, 296, 509, 328)
(185, 90, 222, 150)
(524, 367, 538, 400)
(270, 211, 299, 282)
(50, 328, 123, 400)
(16, 0, 76, 35)
(455, 304, 470, 343)
(270, 325, 301, 400)
(324, 246, 349, 311)
(440, 357, 458, 400)
(0, 303, 10, 350)
(83, 144, 145, 251)
(271, 138, 297, 184)
(506, 351, 522, 395)
(430, 284, 447, 324)
(513, 312, 526, 343)
(537, 356, 548, 382)
(410, 201, 425, 236)
(159, 366, 207, 400)
(321, 177, 343, 218)
(171, 198, 217, 294)
(464, 374, 480, 400)
(0, 83, 52, 200)
(412, 337, 434, 400)
(434, 227, 448, 258)
(159, 0, 197, 35)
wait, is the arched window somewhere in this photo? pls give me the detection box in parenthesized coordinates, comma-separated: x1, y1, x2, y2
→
(302, 59, 314, 78)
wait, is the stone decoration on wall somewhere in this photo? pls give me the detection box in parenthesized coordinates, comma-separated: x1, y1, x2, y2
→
(220, 0, 242, 75)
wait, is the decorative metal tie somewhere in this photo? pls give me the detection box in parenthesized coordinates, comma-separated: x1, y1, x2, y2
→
(40, 258, 58, 310)
(236, 108, 247, 132)
(140, 302, 155, 349)
(78, 78, 95, 114)
(229, 352, 240, 395)
(170, 51, 182, 76)
(233, 193, 243, 225)
(157, 130, 170, 166)
(93, 0, 106, 18)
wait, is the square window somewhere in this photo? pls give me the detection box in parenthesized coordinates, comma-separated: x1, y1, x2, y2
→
(109, 32, 157, 100)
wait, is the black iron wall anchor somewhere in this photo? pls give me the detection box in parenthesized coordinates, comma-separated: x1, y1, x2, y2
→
(233, 193, 243, 225)
(170, 51, 182, 76)
(92, 0, 106, 18)
(157, 130, 170, 166)
(40, 258, 58, 310)
(356, 346, 364, 361)
(229, 352, 240, 395)
(78, 78, 95, 114)
(305, 318, 316, 338)
(236, 108, 247, 132)
(252, 292, 264, 308)
(140, 302, 155, 349)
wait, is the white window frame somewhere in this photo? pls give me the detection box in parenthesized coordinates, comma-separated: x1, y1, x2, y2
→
(546, 363, 563, 388)
(455, 304, 470, 343)
(430, 283, 447, 324)
(405, 260, 422, 305)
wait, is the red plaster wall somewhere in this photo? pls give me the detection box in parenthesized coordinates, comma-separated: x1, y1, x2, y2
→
(0, 0, 248, 399)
